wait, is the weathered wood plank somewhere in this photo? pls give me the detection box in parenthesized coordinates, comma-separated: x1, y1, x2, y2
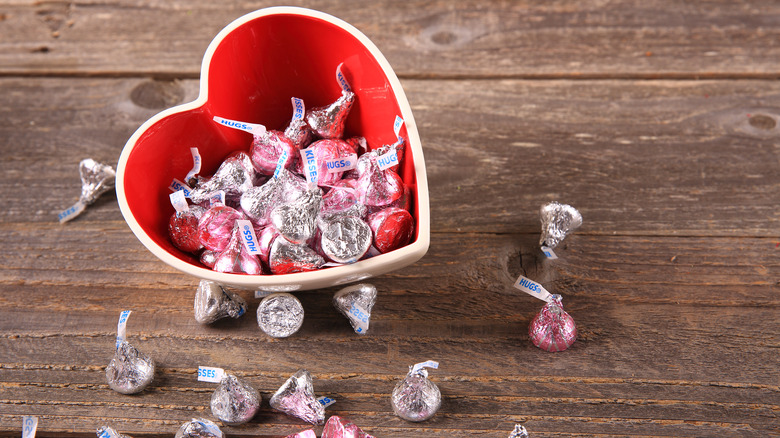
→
(0, 77, 778, 235)
(1, 1, 780, 78)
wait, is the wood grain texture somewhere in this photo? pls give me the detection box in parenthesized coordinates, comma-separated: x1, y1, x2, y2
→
(1, 1, 778, 437)
(1, 1, 780, 78)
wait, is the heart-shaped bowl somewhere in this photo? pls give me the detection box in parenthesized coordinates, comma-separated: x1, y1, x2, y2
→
(116, 7, 429, 291)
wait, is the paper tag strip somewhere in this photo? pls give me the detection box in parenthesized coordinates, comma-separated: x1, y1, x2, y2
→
(22, 416, 38, 438)
(116, 310, 131, 348)
(336, 63, 351, 93)
(317, 396, 337, 408)
(197, 366, 225, 383)
(348, 303, 370, 334)
(540, 245, 558, 259)
(325, 154, 357, 173)
(376, 149, 399, 170)
(169, 178, 192, 198)
(412, 360, 439, 375)
(58, 200, 86, 223)
(254, 290, 273, 299)
(169, 190, 189, 213)
(236, 220, 261, 255)
(273, 150, 289, 179)
(513, 275, 553, 303)
(300, 148, 319, 186)
(184, 147, 202, 183)
(213, 116, 266, 136)
(393, 115, 405, 145)
(291, 97, 305, 121)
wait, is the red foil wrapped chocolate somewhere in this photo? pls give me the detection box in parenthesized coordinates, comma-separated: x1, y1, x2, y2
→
(368, 207, 414, 254)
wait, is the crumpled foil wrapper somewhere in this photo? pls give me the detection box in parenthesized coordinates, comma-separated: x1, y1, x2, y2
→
(529, 294, 577, 352)
(508, 424, 529, 438)
(174, 418, 223, 438)
(96, 425, 132, 438)
(320, 215, 372, 263)
(257, 292, 304, 338)
(270, 369, 325, 425)
(391, 366, 441, 422)
(322, 415, 375, 438)
(210, 374, 261, 425)
(333, 283, 377, 334)
(59, 158, 116, 223)
(194, 279, 247, 324)
(106, 341, 155, 394)
(539, 201, 582, 249)
(306, 90, 355, 139)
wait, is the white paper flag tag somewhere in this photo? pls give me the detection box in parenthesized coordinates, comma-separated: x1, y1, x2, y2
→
(513, 275, 553, 303)
(317, 396, 337, 408)
(169, 190, 189, 213)
(348, 303, 370, 334)
(336, 62, 352, 93)
(169, 178, 192, 198)
(411, 360, 439, 375)
(236, 220, 261, 255)
(197, 366, 225, 383)
(376, 149, 399, 171)
(273, 149, 289, 179)
(393, 115, 405, 145)
(22, 416, 38, 438)
(325, 154, 357, 173)
(291, 97, 305, 121)
(300, 148, 319, 186)
(213, 116, 266, 136)
(116, 310, 131, 349)
(184, 147, 202, 183)
(541, 245, 558, 259)
(58, 201, 86, 223)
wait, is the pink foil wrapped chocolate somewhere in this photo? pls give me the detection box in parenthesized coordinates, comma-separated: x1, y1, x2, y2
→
(529, 294, 577, 352)
(251, 130, 298, 175)
(367, 207, 414, 254)
(198, 205, 243, 252)
(169, 205, 206, 253)
(270, 369, 325, 425)
(213, 226, 263, 275)
(322, 415, 375, 438)
(285, 430, 317, 438)
(297, 139, 354, 187)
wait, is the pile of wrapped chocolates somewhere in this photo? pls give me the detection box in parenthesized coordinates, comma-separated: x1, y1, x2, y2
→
(167, 65, 415, 276)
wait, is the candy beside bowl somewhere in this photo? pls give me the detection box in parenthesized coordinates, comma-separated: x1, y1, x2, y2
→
(116, 7, 429, 291)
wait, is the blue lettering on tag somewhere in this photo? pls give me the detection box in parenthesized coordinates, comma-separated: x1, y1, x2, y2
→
(242, 225, 257, 252)
(292, 97, 305, 121)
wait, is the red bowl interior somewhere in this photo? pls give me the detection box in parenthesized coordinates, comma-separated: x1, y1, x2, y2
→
(122, 11, 419, 269)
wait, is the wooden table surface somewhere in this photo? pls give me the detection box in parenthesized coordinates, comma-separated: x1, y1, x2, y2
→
(1, 1, 778, 437)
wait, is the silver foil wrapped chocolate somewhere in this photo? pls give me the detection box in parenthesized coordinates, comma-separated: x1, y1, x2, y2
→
(174, 418, 223, 438)
(270, 369, 325, 425)
(96, 426, 132, 438)
(188, 152, 257, 204)
(210, 374, 261, 425)
(271, 187, 322, 245)
(333, 283, 377, 334)
(509, 424, 529, 438)
(539, 201, 582, 249)
(257, 292, 304, 338)
(306, 90, 355, 139)
(391, 362, 442, 422)
(59, 158, 116, 223)
(106, 341, 155, 395)
(320, 215, 372, 264)
(194, 279, 247, 324)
